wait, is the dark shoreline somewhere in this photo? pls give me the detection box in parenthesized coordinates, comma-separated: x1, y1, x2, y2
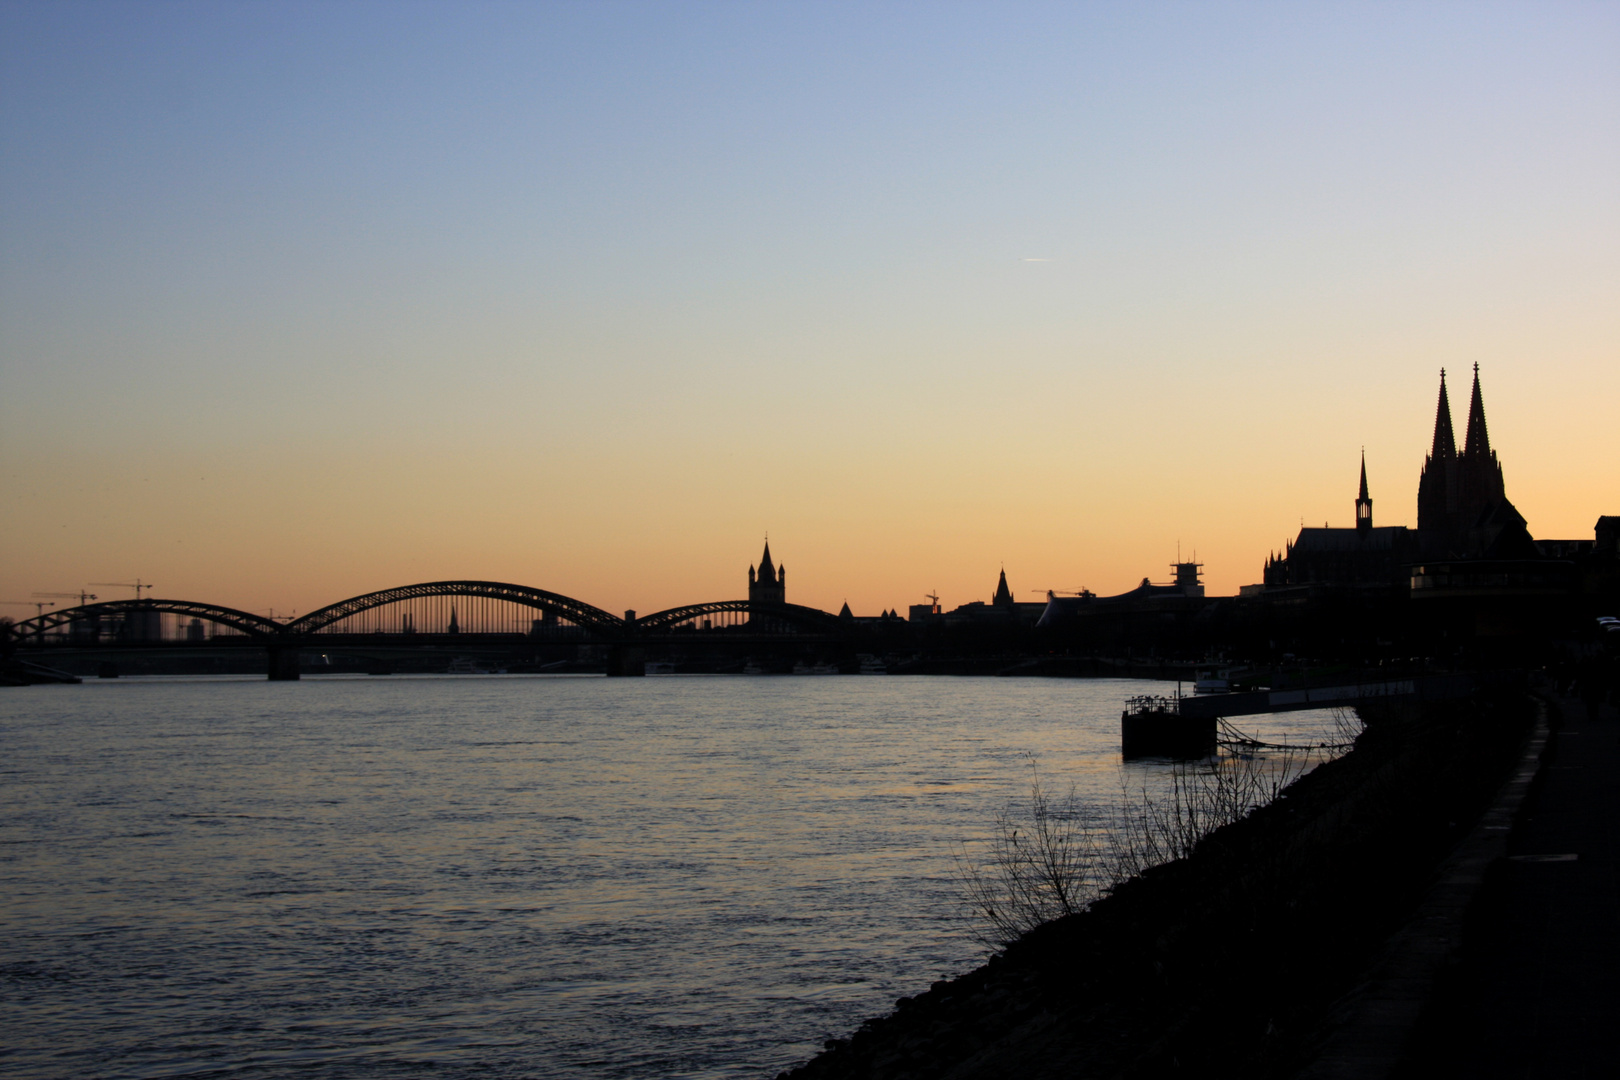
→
(777, 689, 1534, 1080)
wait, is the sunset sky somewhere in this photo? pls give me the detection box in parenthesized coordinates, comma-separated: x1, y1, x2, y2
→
(2, 1, 1616, 620)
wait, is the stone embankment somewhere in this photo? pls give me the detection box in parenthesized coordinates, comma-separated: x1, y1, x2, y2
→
(778, 690, 1533, 1080)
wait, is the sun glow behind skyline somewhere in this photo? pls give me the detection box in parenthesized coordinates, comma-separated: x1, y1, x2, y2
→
(2, 2, 1616, 619)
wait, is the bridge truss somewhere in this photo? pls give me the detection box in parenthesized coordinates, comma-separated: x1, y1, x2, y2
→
(6, 598, 282, 643)
(286, 581, 624, 636)
(3, 584, 852, 650)
(634, 600, 843, 636)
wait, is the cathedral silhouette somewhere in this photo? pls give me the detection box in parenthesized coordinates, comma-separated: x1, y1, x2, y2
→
(1264, 366, 1534, 591)
(1416, 365, 1536, 561)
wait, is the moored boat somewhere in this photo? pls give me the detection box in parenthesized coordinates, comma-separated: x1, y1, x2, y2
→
(1121, 694, 1216, 759)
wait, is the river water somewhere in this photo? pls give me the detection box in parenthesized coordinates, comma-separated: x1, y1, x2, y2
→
(0, 675, 1344, 1079)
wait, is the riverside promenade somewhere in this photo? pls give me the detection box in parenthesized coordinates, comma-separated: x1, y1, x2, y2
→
(1391, 691, 1619, 1078)
(779, 681, 1608, 1080)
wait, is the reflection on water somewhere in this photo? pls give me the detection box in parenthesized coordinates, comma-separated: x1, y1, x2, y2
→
(0, 675, 1345, 1079)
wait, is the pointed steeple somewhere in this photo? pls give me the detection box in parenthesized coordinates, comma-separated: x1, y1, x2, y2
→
(1462, 362, 1491, 459)
(993, 568, 1013, 606)
(1356, 450, 1372, 532)
(757, 539, 775, 584)
(1417, 365, 1508, 556)
(1430, 368, 1456, 459)
(447, 606, 459, 634)
(748, 537, 785, 606)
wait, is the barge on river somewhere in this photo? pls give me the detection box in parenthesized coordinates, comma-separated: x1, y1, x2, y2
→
(1120, 694, 1216, 759)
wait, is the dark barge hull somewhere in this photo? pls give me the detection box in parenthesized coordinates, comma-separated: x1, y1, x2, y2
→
(1121, 709, 1216, 759)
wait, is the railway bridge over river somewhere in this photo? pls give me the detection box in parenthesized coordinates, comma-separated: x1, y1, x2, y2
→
(1, 580, 851, 679)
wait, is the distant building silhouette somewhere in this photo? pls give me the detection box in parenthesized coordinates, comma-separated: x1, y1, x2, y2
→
(939, 569, 1046, 626)
(838, 601, 906, 626)
(1262, 452, 1416, 592)
(1036, 562, 1206, 628)
(748, 540, 785, 605)
(992, 569, 1014, 607)
(1596, 517, 1620, 560)
(908, 593, 943, 624)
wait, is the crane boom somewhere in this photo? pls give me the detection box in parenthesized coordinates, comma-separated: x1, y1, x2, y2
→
(89, 579, 153, 599)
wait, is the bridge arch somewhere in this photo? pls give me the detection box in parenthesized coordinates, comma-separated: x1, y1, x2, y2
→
(633, 599, 842, 635)
(284, 581, 624, 635)
(5, 599, 283, 642)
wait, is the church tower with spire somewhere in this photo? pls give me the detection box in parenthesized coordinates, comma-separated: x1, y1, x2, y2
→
(992, 569, 1014, 607)
(1261, 367, 1542, 595)
(1356, 450, 1373, 533)
(1417, 365, 1519, 558)
(748, 539, 785, 605)
(1457, 362, 1507, 517)
(1417, 368, 1458, 555)
(1261, 451, 1414, 590)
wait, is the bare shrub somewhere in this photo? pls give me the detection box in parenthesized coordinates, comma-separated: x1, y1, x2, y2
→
(960, 735, 1349, 947)
(1111, 745, 1322, 880)
(1330, 707, 1365, 748)
(955, 762, 1108, 947)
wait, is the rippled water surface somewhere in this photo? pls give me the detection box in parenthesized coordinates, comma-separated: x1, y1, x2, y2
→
(1, 675, 1342, 1079)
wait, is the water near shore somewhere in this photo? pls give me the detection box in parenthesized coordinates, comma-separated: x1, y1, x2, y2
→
(0, 675, 1343, 1079)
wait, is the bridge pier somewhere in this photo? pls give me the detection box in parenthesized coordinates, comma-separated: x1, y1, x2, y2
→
(266, 646, 301, 681)
(605, 645, 646, 677)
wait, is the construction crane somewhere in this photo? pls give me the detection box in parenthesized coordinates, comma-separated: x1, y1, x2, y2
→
(33, 590, 97, 607)
(90, 579, 154, 600)
(1, 600, 55, 620)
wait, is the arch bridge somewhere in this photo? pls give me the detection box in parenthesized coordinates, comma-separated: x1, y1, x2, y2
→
(633, 600, 843, 636)
(285, 580, 626, 635)
(4, 582, 853, 679)
(8, 598, 284, 641)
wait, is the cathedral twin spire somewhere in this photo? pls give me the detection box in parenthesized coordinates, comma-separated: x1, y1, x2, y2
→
(1429, 369, 1457, 459)
(1418, 364, 1508, 556)
(1462, 363, 1493, 460)
(1429, 364, 1495, 464)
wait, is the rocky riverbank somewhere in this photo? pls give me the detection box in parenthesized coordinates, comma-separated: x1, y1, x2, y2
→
(778, 690, 1533, 1080)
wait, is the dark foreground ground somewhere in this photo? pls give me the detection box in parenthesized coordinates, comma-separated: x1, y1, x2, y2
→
(779, 691, 1540, 1080)
(1393, 691, 1618, 1079)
